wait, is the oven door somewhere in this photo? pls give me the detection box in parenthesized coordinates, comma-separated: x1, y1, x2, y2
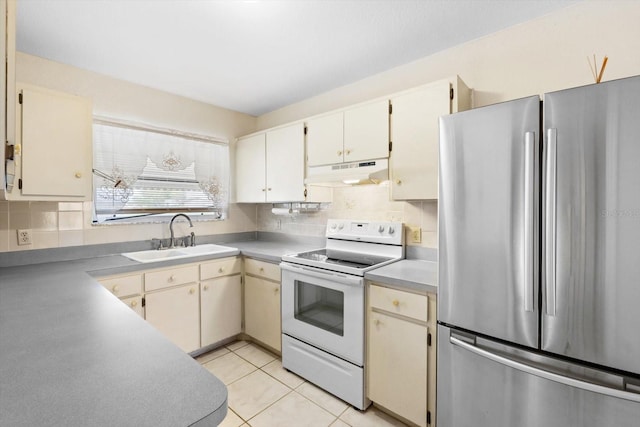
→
(280, 262, 364, 366)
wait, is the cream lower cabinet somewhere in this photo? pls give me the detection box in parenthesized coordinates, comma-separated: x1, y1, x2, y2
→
(145, 283, 200, 353)
(244, 258, 281, 352)
(98, 273, 144, 318)
(144, 264, 201, 353)
(367, 283, 436, 427)
(200, 257, 243, 348)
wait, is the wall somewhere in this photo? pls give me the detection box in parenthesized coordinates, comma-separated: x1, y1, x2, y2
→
(255, 1, 640, 248)
(0, 53, 258, 252)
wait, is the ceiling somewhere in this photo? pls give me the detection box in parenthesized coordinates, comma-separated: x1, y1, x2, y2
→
(16, 0, 575, 117)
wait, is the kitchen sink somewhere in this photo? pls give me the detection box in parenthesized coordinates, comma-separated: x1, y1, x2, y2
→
(122, 244, 237, 263)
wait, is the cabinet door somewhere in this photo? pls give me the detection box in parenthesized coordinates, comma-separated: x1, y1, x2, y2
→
(145, 284, 200, 353)
(306, 112, 344, 166)
(201, 275, 242, 347)
(121, 295, 144, 318)
(19, 85, 92, 198)
(390, 81, 450, 200)
(235, 133, 266, 202)
(244, 275, 281, 352)
(344, 100, 389, 163)
(266, 123, 305, 202)
(368, 312, 428, 427)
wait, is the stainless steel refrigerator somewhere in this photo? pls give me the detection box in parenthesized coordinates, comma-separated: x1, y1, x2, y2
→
(437, 75, 640, 426)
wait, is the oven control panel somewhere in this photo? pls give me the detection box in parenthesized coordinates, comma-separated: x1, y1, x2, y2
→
(326, 220, 404, 245)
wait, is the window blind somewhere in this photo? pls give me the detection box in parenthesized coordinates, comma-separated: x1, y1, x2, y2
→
(92, 120, 229, 222)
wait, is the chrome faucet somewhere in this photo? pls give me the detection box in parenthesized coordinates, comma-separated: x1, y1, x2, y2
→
(169, 213, 193, 248)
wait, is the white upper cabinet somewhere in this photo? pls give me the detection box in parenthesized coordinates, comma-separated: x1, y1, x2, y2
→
(343, 100, 389, 163)
(307, 100, 389, 166)
(265, 123, 305, 202)
(306, 112, 343, 166)
(390, 76, 470, 200)
(235, 133, 267, 203)
(9, 84, 92, 201)
(235, 123, 307, 203)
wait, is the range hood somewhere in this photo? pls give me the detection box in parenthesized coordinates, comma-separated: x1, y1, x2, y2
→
(305, 158, 389, 186)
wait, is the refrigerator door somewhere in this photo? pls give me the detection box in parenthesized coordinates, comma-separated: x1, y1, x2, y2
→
(438, 325, 640, 427)
(439, 96, 539, 347)
(542, 76, 640, 375)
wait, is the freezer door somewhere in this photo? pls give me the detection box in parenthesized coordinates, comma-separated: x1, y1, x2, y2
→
(439, 96, 539, 347)
(438, 325, 640, 427)
(542, 76, 640, 375)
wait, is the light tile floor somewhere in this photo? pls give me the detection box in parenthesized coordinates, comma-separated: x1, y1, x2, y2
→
(197, 340, 408, 427)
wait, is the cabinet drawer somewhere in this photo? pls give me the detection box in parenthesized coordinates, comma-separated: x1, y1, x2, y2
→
(369, 284, 428, 322)
(121, 295, 144, 318)
(245, 258, 281, 282)
(145, 265, 199, 292)
(99, 274, 142, 298)
(201, 257, 241, 280)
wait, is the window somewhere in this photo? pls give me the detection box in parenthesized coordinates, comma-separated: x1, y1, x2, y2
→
(92, 118, 229, 223)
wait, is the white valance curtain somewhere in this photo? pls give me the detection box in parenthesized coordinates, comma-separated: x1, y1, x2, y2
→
(93, 119, 229, 217)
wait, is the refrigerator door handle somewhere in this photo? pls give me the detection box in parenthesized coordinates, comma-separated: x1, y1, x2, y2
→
(450, 334, 640, 403)
(545, 128, 557, 316)
(523, 131, 535, 312)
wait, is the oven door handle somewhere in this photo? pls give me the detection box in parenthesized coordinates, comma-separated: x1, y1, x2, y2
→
(280, 263, 363, 287)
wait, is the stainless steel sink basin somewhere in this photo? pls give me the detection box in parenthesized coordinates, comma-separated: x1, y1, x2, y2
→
(122, 244, 237, 263)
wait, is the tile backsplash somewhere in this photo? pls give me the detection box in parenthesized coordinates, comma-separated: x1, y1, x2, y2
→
(257, 183, 438, 248)
(0, 200, 256, 252)
(1, 184, 437, 253)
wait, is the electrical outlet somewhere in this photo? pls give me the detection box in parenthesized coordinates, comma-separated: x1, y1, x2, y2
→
(17, 229, 32, 246)
(410, 227, 422, 244)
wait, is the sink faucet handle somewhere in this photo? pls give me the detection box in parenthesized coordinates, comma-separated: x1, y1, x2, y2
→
(190, 231, 196, 247)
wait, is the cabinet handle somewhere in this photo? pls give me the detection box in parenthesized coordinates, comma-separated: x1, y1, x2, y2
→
(189, 288, 196, 295)
(345, 149, 351, 155)
(74, 172, 82, 178)
(203, 285, 209, 291)
(337, 150, 342, 156)
(168, 275, 175, 282)
(130, 300, 138, 307)
(395, 179, 402, 185)
(392, 299, 400, 307)
(218, 267, 225, 273)
(112, 285, 119, 293)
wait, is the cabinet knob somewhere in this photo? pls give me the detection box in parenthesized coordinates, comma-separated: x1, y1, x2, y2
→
(267, 188, 272, 191)
(262, 188, 266, 192)
(112, 285, 120, 293)
(74, 172, 82, 178)
(259, 267, 265, 273)
(395, 179, 402, 185)
(274, 287, 279, 293)
(168, 275, 175, 282)
(345, 149, 351, 155)
(218, 267, 225, 273)
(337, 150, 342, 156)
(130, 300, 138, 307)
(189, 288, 196, 295)
(392, 299, 400, 307)
(203, 285, 209, 291)
(374, 319, 381, 326)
